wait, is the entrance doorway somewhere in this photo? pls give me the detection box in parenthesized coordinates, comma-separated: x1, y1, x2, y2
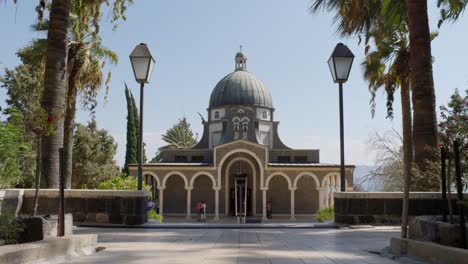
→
(229, 174, 252, 220)
(229, 187, 252, 216)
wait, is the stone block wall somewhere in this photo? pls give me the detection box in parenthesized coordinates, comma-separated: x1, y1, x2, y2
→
(1, 189, 149, 225)
(409, 215, 468, 248)
(334, 192, 468, 225)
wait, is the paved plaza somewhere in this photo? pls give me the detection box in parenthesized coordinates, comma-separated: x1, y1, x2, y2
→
(59, 226, 427, 264)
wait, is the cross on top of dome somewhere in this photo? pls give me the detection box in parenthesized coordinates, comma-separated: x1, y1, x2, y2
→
(235, 46, 247, 71)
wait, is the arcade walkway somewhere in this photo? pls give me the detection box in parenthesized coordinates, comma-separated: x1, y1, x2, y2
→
(60, 226, 427, 264)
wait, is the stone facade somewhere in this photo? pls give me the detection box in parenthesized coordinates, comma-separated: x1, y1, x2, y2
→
(128, 51, 355, 220)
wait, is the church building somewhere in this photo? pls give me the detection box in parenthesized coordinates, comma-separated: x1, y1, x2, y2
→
(129, 51, 354, 221)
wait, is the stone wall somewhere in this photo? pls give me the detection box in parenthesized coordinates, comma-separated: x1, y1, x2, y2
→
(1, 189, 149, 225)
(409, 216, 468, 248)
(334, 192, 468, 225)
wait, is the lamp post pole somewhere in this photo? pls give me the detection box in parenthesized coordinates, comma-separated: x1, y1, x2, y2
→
(137, 82, 144, 191)
(328, 43, 353, 193)
(129, 43, 155, 191)
(338, 82, 345, 192)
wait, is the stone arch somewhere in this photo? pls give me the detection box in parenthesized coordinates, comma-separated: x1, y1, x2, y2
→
(190, 171, 216, 189)
(162, 171, 189, 188)
(224, 157, 258, 216)
(294, 173, 320, 214)
(293, 172, 320, 188)
(143, 171, 161, 187)
(217, 149, 264, 187)
(265, 172, 291, 215)
(191, 173, 216, 215)
(265, 172, 292, 188)
(163, 172, 187, 214)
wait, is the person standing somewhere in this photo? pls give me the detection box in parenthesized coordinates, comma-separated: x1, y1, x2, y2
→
(266, 200, 273, 219)
(201, 201, 207, 222)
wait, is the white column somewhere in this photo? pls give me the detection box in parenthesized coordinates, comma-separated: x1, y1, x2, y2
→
(158, 186, 165, 216)
(261, 186, 268, 221)
(289, 186, 297, 220)
(214, 186, 221, 221)
(185, 187, 193, 219)
(324, 180, 330, 208)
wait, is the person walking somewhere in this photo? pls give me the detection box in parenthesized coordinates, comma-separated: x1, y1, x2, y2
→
(196, 201, 202, 221)
(201, 201, 207, 222)
(266, 200, 273, 219)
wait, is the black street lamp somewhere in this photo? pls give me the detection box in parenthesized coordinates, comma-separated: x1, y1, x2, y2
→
(328, 43, 354, 192)
(130, 43, 155, 190)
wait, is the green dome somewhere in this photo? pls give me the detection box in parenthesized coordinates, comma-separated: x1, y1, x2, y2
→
(209, 70, 273, 108)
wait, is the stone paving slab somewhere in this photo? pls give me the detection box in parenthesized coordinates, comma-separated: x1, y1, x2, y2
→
(57, 226, 428, 264)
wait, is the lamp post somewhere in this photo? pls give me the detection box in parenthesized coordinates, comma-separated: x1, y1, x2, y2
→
(327, 43, 354, 192)
(130, 43, 155, 190)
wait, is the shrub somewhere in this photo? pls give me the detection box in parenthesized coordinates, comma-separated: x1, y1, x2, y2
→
(147, 209, 163, 223)
(97, 174, 152, 198)
(0, 212, 24, 245)
(316, 208, 334, 223)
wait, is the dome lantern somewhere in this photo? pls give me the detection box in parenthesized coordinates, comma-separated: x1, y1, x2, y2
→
(235, 45, 247, 71)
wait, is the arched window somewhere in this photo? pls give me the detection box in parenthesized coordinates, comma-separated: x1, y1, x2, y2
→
(242, 123, 248, 131)
(262, 111, 268, 119)
(234, 122, 239, 131)
(214, 111, 219, 119)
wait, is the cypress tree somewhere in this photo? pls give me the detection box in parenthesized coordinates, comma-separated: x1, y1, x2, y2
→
(131, 93, 142, 163)
(124, 83, 138, 173)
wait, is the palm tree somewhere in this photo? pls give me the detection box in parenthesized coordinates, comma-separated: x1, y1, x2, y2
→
(34, 1, 123, 188)
(41, 0, 72, 188)
(405, 0, 465, 172)
(311, 0, 414, 237)
(361, 22, 413, 237)
(161, 118, 198, 149)
(63, 5, 118, 187)
(406, 0, 438, 173)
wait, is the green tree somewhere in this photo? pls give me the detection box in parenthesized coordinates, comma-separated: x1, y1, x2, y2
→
(124, 84, 138, 173)
(0, 109, 31, 188)
(439, 89, 468, 223)
(71, 120, 120, 188)
(1, 63, 43, 187)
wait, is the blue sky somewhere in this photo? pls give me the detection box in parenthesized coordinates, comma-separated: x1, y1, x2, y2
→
(1, 0, 467, 167)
